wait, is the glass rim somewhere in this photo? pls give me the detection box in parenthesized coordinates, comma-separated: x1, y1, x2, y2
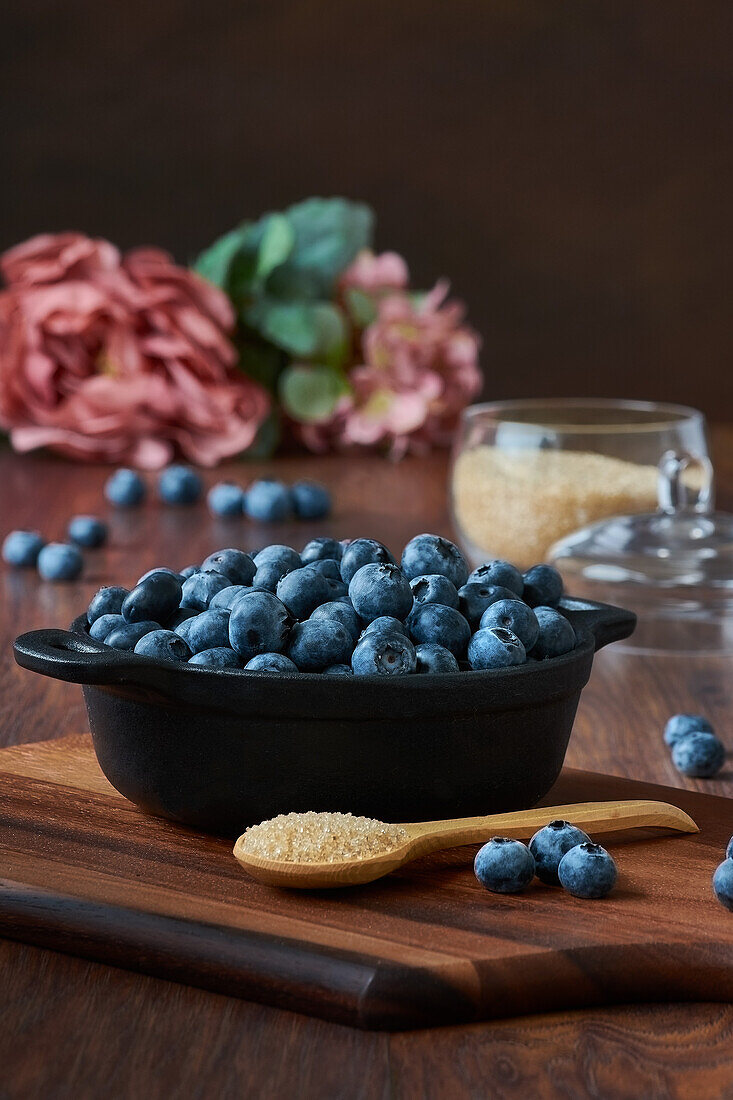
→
(460, 398, 706, 435)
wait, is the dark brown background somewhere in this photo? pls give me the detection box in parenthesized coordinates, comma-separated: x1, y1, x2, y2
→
(1, 0, 732, 416)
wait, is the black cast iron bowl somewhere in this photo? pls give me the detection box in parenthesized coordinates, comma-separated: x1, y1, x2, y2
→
(13, 598, 635, 836)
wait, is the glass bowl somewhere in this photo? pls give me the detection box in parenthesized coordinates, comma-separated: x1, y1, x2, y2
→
(450, 398, 711, 570)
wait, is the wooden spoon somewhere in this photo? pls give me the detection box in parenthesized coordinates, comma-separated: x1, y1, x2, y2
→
(233, 799, 698, 889)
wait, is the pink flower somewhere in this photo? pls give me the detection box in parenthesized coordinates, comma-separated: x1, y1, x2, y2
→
(0, 233, 269, 467)
(339, 250, 409, 295)
(298, 282, 481, 457)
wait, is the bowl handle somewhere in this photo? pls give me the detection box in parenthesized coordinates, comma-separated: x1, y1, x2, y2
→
(13, 628, 152, 686)
(558, 599, 637, 652)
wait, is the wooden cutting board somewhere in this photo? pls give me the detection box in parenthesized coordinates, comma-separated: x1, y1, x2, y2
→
(1, 735, 733, 1031)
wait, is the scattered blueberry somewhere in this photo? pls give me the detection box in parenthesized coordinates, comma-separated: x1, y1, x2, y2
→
(290, 481, 332, 520)
(158, 465, 203, 505)
(288, 619, 354, 672)
(37, 543, 83, 581)
(244, 652, 298, 673)
(123, 571, 182, 624)
(474, 838, 535, 894)
(87, 586, 128, 623)
(479, 599, 539, 652)
(174, 609, 231, 654)
(361, 616, 406, 638)
(277, 566, 332, 620)
(713, 859, 733, 911)
(189, 647, 242, 669)
(727, 836, 733, 861)
(457, 583, 517, 628)
(664, 714, 714, 747)
(309, 600, 362, 642)
(468, 627, 526, 670)
(351, 631, 417, 676)
(301, 537, 344, 563)
(532, 607, 576, 659)
(104, 620, 160, 650)
(406, 603, 471, 658)
(67, 515, 108, 548)
(3, 530, 45, 567)
(410, 574, 459, 610)
(104, 468, 146, 508)
(528, 820, 592, 885)
(180, 570, 230, 612)
(244, 479, 291, 522)
(228, 590, 291, 660)
(522, 564, 564, 607)
(671, 731, 725, 778)
(207, 482, 245, 517)
(349, 563, 413, 623)
(134, 629, 192, 662)
(414, 642, 460, 674)
(340, 538, 394, 584)
(201, 548, 255, 586)
(401, 533, 468, 588)
(323, 664, 354, 677)
(89, 613, 125, 641)
(468, 560, 524, 597)
(557, 842, 617, 899)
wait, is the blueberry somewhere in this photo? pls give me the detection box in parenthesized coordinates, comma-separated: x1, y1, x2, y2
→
(174, 609, 231, 653)
(201, 548, 255, 586)
(558, 842, 617, 899)
(522, 564, 564, 607)
(415, 643, 460, 674)
(409, 574, 459, 610)
(479, 599, 539, 652)
(340, 538, 394, 584)
(207, 482, 245, 517)
(406, 603, 471, 658)
(671, 731, 725, 778)
(351, 631, 416, 676)
(3, 530, 45, 567)
(253, 544, 301, 571)
(158, 464, 203, 505)
(361, 616, 406, 638)
(123, 571, 182, 623)
(276, 566, 332, 619)
(306, 558, 342, 581)
(347, 562, 413, 623)
(209, 585, 254, 612)
(713, 859, 733, 911)
(104, 468, 146, 508)
(290, 481, 332, 520)
(168, 607, 198, 629)
(468, 627, 526, 670)
(288, 619, 354, 672)
(532, 607, 576, 659)
(457, 583, 517, 628)
(251, 562, 285, 592)
(189, 647, 242, 669)
(137, 567, 184, 585)
(67, 515, 107, 548)
(180, 565, 199, 580)
(321, 577, 348, 601)
(89, 613, 125, 641)
(134, 629, 192, 662)
(37, 543, 83, 581)
(105, 620, 160, 650)
(309, 600, 362, 642)
(180, 570, 230, 612)
(244, 479, 291, 521)
(401, 533, 468, 588)
(323, 664, 354, 677)
(301, 537, 344, 563)
(727, 836, 733, 861)
(474, 838, 535, 894)
(244, 652, 299, 673)
(228, 590, 291, 660)
(468, 560, 524, 597)
(87, 586, 128, 623)
(528, 820, 592, 885)
(664, 714, 714, 747)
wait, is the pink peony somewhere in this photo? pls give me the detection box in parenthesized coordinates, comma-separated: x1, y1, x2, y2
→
(0, 232, 269, 467)
(298, 281, 481, 458)
(339, 249, 409, 294)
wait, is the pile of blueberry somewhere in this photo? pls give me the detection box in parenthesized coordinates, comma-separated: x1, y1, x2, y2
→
(2, 517, 108, 581)
(80, 533, 577, 674)
(105, 465, 332, 521)
(664, 714, 725, 778)
(474, 819, 618, 899)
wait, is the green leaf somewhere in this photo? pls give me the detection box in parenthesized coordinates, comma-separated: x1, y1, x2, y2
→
(252, 300, 350, 366)
(255, 214, 295, 280)
(343, 286, 377, 328)
(235, 340, 284, 392)
(279, 363, 350, 423)
(309, 302, 349, 367)
(280, 197, 375, 296)
(242, 409, 282, 459)
(193, 224, 251, 289)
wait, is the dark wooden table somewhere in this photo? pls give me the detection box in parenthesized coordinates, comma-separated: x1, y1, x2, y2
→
(2, 429, 733, 1098)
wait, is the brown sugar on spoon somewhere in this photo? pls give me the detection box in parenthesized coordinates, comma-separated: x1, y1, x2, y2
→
(239, 810, 408, 863)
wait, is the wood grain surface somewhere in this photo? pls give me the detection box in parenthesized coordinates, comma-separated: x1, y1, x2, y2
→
(1, 434, 733, 1093)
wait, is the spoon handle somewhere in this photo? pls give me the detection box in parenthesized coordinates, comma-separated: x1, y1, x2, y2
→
(404, 799, 698, 857)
